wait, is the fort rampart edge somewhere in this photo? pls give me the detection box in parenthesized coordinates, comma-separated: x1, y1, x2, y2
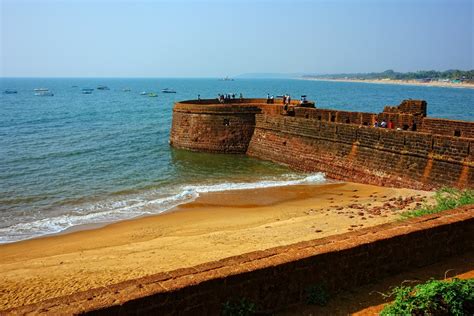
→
(170, 99, 473, 189)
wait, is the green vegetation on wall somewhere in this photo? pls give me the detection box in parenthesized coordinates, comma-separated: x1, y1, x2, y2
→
(401, 188, 473, 219)
(380, 278, 474, 315)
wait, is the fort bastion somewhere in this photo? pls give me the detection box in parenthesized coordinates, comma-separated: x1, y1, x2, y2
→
(170, 98, 473, 189)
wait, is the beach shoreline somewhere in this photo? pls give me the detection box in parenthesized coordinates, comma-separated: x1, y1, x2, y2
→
(0, 182, 433, 310)
(301, 77, 474, 89)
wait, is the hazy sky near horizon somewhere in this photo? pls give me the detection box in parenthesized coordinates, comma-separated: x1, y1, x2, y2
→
(1, 0, 473, 77)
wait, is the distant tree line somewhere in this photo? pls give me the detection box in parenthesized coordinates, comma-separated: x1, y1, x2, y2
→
(303, 69, 474, 80)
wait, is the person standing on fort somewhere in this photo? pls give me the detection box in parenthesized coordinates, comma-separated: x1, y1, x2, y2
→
(374, 120, 379, 127)
(388, 120, 393, 129)
(381, 119, 387, 128)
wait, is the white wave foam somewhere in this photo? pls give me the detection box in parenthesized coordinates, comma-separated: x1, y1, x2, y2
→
(0, 173, 326, 244)
(0, 190, 199, 244)
(183, 172, 326, 193)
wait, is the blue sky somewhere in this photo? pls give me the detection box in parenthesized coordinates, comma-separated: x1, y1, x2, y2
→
(1, 0, 472, 77)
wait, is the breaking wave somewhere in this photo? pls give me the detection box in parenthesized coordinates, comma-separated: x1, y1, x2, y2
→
(0, 173, 326, 244)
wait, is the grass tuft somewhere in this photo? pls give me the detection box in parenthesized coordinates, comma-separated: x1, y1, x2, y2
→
(401, 187, 473, 219)
(380, 278, 474, 315)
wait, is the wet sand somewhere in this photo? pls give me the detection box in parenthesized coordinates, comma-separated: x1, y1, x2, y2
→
(0, 182, 433, 310)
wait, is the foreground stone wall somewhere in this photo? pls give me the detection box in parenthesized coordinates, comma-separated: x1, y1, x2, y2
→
(7, 206, 473, 315)
(247, 115, 473, 189)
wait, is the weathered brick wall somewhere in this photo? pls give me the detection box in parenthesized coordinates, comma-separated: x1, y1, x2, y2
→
(293, 104, 422, 130)
(421, 118, 474, 138)
(169, 99, 473, 188)
(7, 206, 473, 315)
(247, 115, 473, 189)
(169, 102, 261, 153)
(169, 100, 306, 153)
(383, 99, 427, 116)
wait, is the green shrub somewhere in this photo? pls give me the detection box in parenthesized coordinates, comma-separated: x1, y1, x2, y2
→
(380, 278, 474, 315)
(401, 188, 474, 219)
(305, 283, 329, 306)
(221, 298, 256, 316)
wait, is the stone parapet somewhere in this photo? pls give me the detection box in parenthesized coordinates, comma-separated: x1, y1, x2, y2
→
(247, 114, 473, 189)
(5, 206, 473, 315)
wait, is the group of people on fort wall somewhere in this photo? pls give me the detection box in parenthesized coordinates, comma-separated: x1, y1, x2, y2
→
(264, 94, 290, 105)
(373, 118, 415, 131)
(202, 93, 309, 106)
(216, 93, 243, 103)
(266, 93, 308, 107)
(374, 119, 394, 129)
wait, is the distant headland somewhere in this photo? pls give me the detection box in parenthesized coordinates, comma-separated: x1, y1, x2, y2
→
(301, 69, 474, 89)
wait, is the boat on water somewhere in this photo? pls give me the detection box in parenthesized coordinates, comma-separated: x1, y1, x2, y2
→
(122, 88, 131, 92)
(3, 89, 18, 94)
(35, 91, 54, 96)
(97, 85, 110, 90)
(82, 88, 94, 94)
(34, 88, 49, 92)
(220, 77, 234, 81)
(148, 93, 158, 97)
(162, 88, 176, 93)
(140, 91, 147, 95)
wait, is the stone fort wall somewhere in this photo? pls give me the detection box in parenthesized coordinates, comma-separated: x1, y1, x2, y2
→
(7, 206, 473, 315)
(169, 101, 260, 153)
(170, 99, 473, 189)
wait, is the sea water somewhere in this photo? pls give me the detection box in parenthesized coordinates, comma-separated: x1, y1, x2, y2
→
(1, 78, 473, 243)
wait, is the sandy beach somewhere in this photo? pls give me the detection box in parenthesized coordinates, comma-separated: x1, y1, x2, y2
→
(302, 77, 474, 89)
(0, 182, 433, 311)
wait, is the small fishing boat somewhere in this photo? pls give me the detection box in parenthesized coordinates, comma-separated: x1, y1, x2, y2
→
(97, 85, 110, 90)
(140, 91, 147, 95)
(3, 89, 18, 94)
(35, 91, 54, 96)
(34, 88, 49, 92)
(161, 88, 176, 93)
(82, 88, 94, 94)
(148, 92, 158, 97)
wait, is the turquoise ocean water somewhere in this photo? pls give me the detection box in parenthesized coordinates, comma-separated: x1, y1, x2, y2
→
(1, 78, 473, 243)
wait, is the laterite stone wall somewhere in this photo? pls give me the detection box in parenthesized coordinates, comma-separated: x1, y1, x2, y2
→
(169, 101, 261, 153)
(7, 206, 473, 315)
(247, 115, 473, 189)
(421, 118, 474, 138)
(170, 99, 473, 189)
